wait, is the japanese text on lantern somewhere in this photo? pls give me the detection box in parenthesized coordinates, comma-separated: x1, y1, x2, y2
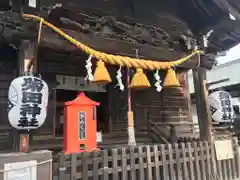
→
(219, 91, 232, 121)
(18, 77, 43, 128)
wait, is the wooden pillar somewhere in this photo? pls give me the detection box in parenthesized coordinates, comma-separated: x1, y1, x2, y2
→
(18, 40, 37, 152)
(178, 71, 192, 121)
(192, 65, 212, 142)
(19, 40, 37, 75)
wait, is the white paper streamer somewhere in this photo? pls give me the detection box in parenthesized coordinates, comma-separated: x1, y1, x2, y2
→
(115, 67, 124, 91)
(203, 29, 214, 48)
(154, 70, 162, 92)
(229, 13, 236, 20)
(84, 55, 94, 81)
(128, 127, 136, 146)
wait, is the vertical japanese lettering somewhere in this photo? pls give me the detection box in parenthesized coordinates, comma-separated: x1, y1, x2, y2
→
(219, 92, 233, 121)
(18, 77, 44, 128)
(79, 112, 86, 139)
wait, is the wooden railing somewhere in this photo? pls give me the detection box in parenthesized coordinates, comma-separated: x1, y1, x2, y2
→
(148, 120, 170, 144)
(53, 140, 240, 180)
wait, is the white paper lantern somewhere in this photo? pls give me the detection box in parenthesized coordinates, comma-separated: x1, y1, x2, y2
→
(8, 76, 49, 130)
(208, 91, 234, 123)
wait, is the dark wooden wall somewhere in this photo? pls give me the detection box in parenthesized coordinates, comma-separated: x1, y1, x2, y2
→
(0, 44, 18, 152)
(36, 48, 91, 136)
(105, 69, 191, 134)
(0, 45, 193, 151)
(37, 48, 192, 141)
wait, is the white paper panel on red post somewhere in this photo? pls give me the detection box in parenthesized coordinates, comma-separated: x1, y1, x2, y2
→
(8, 76, 49, 130)
(208, 91, 235, 123)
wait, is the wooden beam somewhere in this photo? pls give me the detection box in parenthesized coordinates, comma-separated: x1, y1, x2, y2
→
(206, 78, 230, 88)
(192, 66, 213, 142)
(19, 40, 37, 74)
(0, 10, 214, 69)
(40, 27, 183, 59)
(178, 72, 192, 123)
(39, 27, 209, 69)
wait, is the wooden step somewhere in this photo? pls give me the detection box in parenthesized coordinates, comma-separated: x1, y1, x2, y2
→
(101, 129, 154, 146)
(31, 136, 63, 151)
(99, 137, 154, 147)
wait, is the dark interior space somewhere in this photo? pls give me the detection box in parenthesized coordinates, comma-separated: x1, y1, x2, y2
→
(55, 90, 77, 137)
(85, 91, 110, 133)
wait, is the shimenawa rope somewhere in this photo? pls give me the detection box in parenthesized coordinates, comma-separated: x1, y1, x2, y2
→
(23, 14, 203, 71)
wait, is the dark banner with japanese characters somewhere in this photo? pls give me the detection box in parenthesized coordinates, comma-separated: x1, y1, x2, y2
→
(79, 112, 86, 140)
(8, 76, 49, 130)
(208, 91, 235, 123)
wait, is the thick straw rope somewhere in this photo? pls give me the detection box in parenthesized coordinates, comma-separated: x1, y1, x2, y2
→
(23, 14, 203, 70)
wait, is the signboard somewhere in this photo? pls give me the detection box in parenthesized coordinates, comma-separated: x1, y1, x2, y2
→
(79, 112, 86, 140)
(96, 132, 102, 142)
(28, 0, 37, 8)
(56, 75, 106, 92)
(4, 160, 37, 180)
(215, 140, 234, 160)
(19, 134, 30, 152)
(8, 76, 49, 130)
(208, 91, 235, 122)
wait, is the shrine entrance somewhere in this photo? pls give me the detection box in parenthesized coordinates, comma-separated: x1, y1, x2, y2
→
(85, 92, 110, 134)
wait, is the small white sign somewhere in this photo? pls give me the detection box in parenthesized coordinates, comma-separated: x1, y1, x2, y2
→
(4, 160, 37, 180)
(28, 0, 37, 8)
(96, 132, 102, 142)
(215, 140, 234, 160)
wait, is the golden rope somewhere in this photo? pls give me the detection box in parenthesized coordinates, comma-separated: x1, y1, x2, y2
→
(37, 18, 44, 44)
(23, 14, 203, 70)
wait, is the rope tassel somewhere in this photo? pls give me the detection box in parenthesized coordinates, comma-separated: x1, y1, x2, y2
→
(93, 60, 112, 84)
(130, 68, 150, 89)
(163, 68, 180, 87)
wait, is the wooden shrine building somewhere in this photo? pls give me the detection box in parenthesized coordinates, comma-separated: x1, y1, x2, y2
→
(0, 0, 240, 152)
